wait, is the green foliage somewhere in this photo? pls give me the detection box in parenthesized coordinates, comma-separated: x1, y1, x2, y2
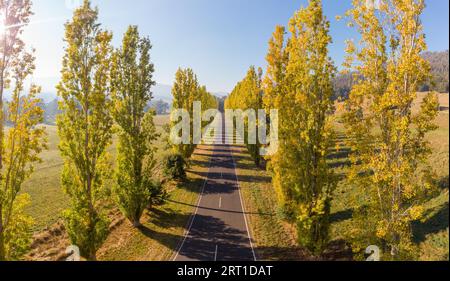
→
(147, 180, 169, 209)
(2, 194, 34, 261)
(163, 153, 186, 180)
(111, 25, 160, 227)
(57, 0, 113, 261)
(63, 205, 109, 259)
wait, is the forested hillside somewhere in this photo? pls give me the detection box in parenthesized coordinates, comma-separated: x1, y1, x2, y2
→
(421, 50, 449, 93)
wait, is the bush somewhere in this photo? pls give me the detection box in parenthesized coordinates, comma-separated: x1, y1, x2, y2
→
(148, 180, 169, 209)
(276, 201, 297, 223)
(163, 153, 186, 180)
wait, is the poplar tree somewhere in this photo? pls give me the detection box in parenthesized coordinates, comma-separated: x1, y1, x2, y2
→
(259, 0, 336, 253)
(285, 0, 336, 253)
(111, 26, 158, 227)
(263, 25, 287, 112)
(343, 0, 439, 259)
(0, 0, 47, 261)
(171, 68, 199, 159)
(262, 26, 289, 206)
(57, 0, 113, 260)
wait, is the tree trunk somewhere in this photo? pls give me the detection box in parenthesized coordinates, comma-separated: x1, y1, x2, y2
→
(132, 219, 142, 228)
(390, 233, 400, 260)
(87, 252, 97, 261)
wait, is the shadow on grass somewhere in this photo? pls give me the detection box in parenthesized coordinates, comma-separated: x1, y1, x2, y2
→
(174, 177, 205, 194)
(148, 208, 192, 230)
(328, 159, 353, 169)
(437, 175, 449, 190)
(330, 209, 354, 223)
(327, 148, 351, 160)
(413, 202, 449, 243)
(136, 225, 184, 252)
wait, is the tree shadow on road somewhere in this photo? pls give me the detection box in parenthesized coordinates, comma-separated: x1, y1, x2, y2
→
(174, 214, 255, 261)
(165, 199, 274, 217)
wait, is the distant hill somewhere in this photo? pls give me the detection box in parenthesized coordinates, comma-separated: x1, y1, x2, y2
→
(1, 78, 175, 104)
(333, 72, 356, 101)
(152, 84, 173, 103)
(41, 98, 59, 125)
(421, 50, 449, 93)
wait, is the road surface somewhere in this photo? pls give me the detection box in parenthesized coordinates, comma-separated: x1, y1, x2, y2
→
(173, 114, 256, 261)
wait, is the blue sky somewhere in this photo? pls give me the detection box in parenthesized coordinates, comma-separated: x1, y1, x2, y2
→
(23, 0, 449, 94)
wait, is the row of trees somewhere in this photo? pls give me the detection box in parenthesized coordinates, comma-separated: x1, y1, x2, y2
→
(225, 66, 264, 167)
(57, 1, 167, 260)
(227, 0, 439, 260)
(171, 68, 218, 160)
(1, 0, 165, 261)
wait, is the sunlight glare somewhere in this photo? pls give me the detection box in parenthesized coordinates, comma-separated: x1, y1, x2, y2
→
(0, 12, 4, 36)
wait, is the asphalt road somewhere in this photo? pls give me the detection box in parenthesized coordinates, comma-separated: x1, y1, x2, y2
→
(173, 114, 256, 262)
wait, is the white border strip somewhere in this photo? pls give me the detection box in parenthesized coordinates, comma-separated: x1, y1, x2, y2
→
(230, 145, 257, 261)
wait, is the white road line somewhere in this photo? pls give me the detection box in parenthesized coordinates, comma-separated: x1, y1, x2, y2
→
(214, 245, 218, 261)
(219, 197, 222, 209)
(229, 146, 257, 261)
(172, 149, 214, 261)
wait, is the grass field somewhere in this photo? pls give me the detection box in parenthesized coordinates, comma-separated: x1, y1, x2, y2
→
(234, 93, 449, 261)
